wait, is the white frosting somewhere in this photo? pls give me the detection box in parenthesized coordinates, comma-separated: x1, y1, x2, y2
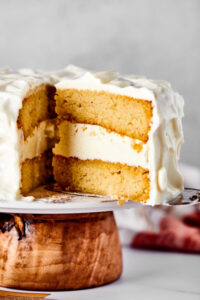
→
(55, 65, 154, 101)
(55, 65, 184, 205)
(53, 122, 149, 168)
(0, 69, 55, 201)
(19, 120, 55, 161)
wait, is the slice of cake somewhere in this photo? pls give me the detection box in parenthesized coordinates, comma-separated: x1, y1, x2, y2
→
(53, 66, 184, 205)
(0, 69, 56, 200)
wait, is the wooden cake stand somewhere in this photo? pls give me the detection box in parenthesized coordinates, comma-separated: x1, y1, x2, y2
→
(0, 212, 122, 291)
(0, 185, 199, 291)
(0, 184, 139, 291)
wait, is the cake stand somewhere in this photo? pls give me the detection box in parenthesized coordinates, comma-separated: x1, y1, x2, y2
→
(0, 184, 199, 291)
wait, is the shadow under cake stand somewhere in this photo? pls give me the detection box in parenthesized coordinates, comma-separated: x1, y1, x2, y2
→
(0, 185, 199, 291)
(0, 184, 140, 291)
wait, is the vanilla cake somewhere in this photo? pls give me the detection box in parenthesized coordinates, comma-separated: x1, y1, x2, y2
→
(0, 69, 56, 200)
(53, 66, 184, 205)
(0, 66, 184, 205)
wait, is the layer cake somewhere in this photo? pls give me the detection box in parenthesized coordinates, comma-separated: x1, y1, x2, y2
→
(0, 66, 184, 205)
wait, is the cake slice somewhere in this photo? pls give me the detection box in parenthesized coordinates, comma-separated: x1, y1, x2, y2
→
(53, 66, 184, 205)
(0, 69, 56, 200)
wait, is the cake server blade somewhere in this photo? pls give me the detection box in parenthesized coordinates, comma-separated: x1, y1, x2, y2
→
(166, 188, 200, 206)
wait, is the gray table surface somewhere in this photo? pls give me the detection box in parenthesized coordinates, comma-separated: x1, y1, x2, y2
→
(1, 246, 199, 300)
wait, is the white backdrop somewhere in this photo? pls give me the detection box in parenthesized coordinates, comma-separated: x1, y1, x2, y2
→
(0, 0, 199, 167)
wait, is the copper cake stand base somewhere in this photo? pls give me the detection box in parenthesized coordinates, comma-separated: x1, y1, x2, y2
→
(0, 212, 122, 291)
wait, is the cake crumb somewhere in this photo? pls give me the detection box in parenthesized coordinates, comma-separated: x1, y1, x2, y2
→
(82, 125, 87, 131)
(89, 131, 96, 136)
(132, 140, 143, 153)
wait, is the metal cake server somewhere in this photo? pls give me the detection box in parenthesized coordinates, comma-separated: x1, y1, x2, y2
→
(166, 188, 200, 206)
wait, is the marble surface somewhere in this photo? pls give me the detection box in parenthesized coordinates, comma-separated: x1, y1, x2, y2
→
(1, 246, 199, 300)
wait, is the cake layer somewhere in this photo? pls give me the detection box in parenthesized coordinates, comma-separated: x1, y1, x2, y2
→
(17, 83, 56, 140)
(55, 89, 152, 142)
(53, 121, 148, 168)
(21, 151, 52, 195)
(53, 156, 150, 202)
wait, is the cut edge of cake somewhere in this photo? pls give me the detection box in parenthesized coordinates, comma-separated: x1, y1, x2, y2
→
(53, 65, 184, 205)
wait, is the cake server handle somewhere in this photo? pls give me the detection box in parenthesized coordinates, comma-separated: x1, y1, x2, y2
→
(167, 188, 200, 206)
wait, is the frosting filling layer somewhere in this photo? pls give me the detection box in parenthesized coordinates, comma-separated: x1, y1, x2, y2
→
(19, 120, 56, 162)
(53, 121, 148, 168)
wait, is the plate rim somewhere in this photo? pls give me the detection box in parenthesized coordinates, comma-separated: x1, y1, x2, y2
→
(0, 198, 140, 214)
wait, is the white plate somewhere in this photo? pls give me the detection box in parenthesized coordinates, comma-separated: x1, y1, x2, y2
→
(0, 198, 140, 214)
(0, 186, 199, 214)
(0, 184, 141, 214)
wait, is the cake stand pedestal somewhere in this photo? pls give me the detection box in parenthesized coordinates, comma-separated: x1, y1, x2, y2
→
(0, 185, 199, 291)
(0, 184, 138, 291)
(0, 212, 122, 290)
